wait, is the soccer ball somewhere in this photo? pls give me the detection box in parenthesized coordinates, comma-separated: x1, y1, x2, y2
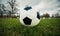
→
(19, 6, 40, 26)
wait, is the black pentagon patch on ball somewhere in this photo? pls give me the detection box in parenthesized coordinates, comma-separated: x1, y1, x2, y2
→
(23, 17, 32, 25)
(37, 12, 40, 19)
(24, 6, 32, 11)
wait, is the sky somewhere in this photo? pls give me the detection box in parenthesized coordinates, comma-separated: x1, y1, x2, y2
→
(0, 0, 60, 17)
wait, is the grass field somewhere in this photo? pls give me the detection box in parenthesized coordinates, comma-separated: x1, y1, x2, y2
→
(0, 18, 60, 36)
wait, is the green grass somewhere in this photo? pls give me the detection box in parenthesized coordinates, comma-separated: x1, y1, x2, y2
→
(0, 18, 60, 36)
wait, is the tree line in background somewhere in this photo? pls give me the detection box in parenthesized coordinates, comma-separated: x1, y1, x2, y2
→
(41, 12, 60, 18)
(0, 0, 19, 18)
